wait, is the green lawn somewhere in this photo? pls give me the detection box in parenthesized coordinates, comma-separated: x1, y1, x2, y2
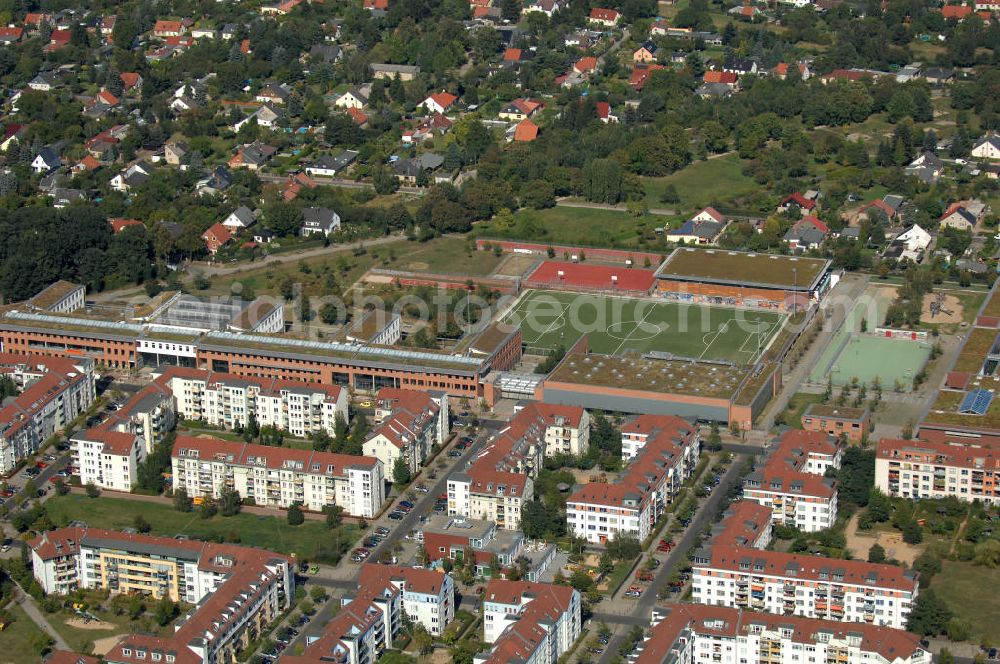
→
(477, 206, 663, 248)
(782, 392, 825, 429)
(931, 561, 1000, 642)
(641, 155, 758, 211)
(44, 494, 358, 562)
(1, 605, 51, 664)
(505, 289, 785, 363)
(387, 235, 503, 275)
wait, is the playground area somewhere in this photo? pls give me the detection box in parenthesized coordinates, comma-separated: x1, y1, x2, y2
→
(844, 513, 923, 565)
(503, 289, 785, 364)
(922, 291, 965, 325)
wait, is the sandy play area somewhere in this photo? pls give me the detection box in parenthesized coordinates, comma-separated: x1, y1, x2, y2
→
(92, 634, 128, 655)
(844, 513, 923, 565)
(921, 292, 963, 325)
(65, 617, 115, 631)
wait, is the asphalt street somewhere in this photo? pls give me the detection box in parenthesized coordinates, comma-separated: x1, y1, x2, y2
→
(593, 454, 747, 664)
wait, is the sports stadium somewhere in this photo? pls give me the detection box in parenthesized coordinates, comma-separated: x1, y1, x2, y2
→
(487, 246, 833, 428)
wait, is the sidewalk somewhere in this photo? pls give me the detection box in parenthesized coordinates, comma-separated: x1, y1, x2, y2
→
(9, 587, 71, 651)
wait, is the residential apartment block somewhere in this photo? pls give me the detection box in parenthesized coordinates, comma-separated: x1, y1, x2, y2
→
(479, 580, 581, 664)
(0, 353, 96, 475)
(99, 380, 176, 449)
(171, 435, 384, 517)
(511, 401, 591, 457)
(73, 428, 145, 492)
(358, 564, 455, 636)
(364, 387, 449, 476)
(287, 573, 403, 664)
(712, 500, 774, 549)
(30, 527, 294, 664)
(690, 546, 919, 629)
(742, 431, 840, 532)
(567, 415, 699, 544)
(447, 466, 533, 530)
(162, 367, 349, 438)
(634, 604, 930, 664)
(875, 433, 1000, 505)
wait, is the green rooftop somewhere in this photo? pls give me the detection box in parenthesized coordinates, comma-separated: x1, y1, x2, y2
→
(658, 248, 830, 291)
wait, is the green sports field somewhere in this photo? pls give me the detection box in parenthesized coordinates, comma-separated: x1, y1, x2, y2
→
(503, 290, 786, 364)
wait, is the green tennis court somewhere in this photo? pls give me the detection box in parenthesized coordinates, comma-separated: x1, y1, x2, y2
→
(502, 289, 785, 365)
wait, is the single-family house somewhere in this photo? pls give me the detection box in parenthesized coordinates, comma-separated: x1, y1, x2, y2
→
(784, 216, 829, 251)
(905, 151, 944, 184)
(498, 98, 543, 121)
(972, 134, 1000, 161)
(703, 70, 739, 87)
(523, 0, 562, 17)
(421, 91, 459, 115)
(300, 207, 342, 236)
(28, 71, 60, 91)
(588, 8, 620, 27)
(31, 148, 61, 174)
(229, 143, 276, 170)
(883, 225, 931, 262)
(256, 82, 292, 105)
(109, 162, 153, 192)
(940, 200, 987, 231)
(393, 153, 445, 186)
(633, 41, 659, 63)
(512, 119, 539, 142)
(164, 141, 188, 166)
(306, 151, 359, 178)
(120, 72, 143, 92)
(195, 166, 233, 197)
(574, 57, 598, 75)
(370, 63, 421, 80)
(153, 20, 185, 37)
(223, 206, 257, 230)
(201, 222, 233, 255)
(778, 191, 817, 215)
(773, 62, 811, 80)
(0, 27, 24, 44)
(667, 209, 727, 245)
(332, 86, 369, 110)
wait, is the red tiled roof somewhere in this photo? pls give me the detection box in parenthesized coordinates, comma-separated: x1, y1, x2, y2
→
(503, 47, 522, 61)
(358, 562, 449, 596)
(574, 56, 598, 73)
(109, 218, 144, 233)
(941, 4, 974, 18)
(427, 91, 458, 110)
(703, 70, 738, 84)
(120, 72, 141, 89)
(44, 651, 100, 664)
(782, 191, 816, 210)
(513, 119, 538, 142)
(172, 434, 378, 475)
(714, 500, 772, 548)
(878, 436, 1000, 473)
(589, 7, 619, 20)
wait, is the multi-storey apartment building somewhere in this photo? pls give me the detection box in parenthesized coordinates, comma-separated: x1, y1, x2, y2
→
(566, 415, 699, 544)
(31, 527, 294, 664)
(690, 545, 919, 629)
(712, 500, 773, 549)
(802, 404, 870, 443)
(0, 353, 95, 474)
(73, 428, 145, 492)
(875, 434, 1000, 505)
(171, 435, 384, 517)
(478, 580, 581, 664)
(742, 431, 840, 532)
(163, 367, 348, 438)
(287, 576, 402, 664)
(510, 402, 590, 457)
(358, 564, 455, 636)
(99, 381, 176, 449)
(447, 467, 533, 530)
(421, 514, 557, 581)
(634, 604, 930, 664)
(364, 387, 449, 475)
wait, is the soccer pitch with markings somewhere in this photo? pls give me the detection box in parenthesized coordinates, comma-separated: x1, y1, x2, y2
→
(503, 289, 786, 365)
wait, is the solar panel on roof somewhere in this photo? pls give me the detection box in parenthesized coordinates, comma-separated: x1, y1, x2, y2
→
(959, 388, 993, 415)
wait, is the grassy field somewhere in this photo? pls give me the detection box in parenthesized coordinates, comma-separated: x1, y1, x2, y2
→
(641, 155, 758, 210)
(45, 494, 358, 561)
(477, 206, 666, 248)
(1, 605, 51, 664)
(199, 236, 501, 300)
(931, 561, 1000, 642)
(782, 392, 825, 429)
(504, 289, 784, 363)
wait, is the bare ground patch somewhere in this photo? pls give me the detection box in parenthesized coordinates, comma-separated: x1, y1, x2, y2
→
(65, 617, 116, 631)
(844, 512, 924, 565)
(92, 634, 127, 655)
(922, 293, 963, 325)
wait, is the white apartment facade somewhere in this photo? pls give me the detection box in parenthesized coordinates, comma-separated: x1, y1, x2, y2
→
(163, 367, 348, 438)
(448, 468, 533, 530)
(566, 414, 699, 544)
(359, 564, 455, 636)
(635, 604, 931, 664)
(364, 387, 449, 475)
(742, 431, 841, 532)
(298, 581, 402, 664)
(690, 546, 919, 630)
(875, 436, 1000, 505)
(478, 580, 581, 664)
(171, 435, 385, 517)
(73, 429, 146, 492)
(0, 354, 95, 475)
